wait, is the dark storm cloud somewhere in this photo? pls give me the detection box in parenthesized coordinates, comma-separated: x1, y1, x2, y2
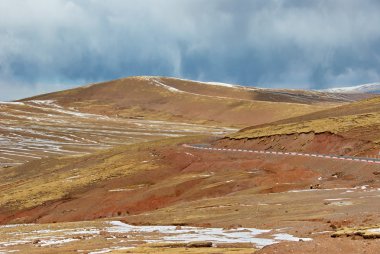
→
(0, 0, 380, 100)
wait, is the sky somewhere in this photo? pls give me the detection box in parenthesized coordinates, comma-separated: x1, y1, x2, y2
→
(1, 0, 380, 100)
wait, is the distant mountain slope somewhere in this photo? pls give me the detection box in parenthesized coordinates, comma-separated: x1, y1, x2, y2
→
(322, 82, 380, 94)
(241, 95, 380, 129)
(21, 76, 361, 127)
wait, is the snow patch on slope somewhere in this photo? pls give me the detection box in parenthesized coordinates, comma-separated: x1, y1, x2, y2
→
(200, 81, 239, 88)
(172, 77, 247, 89)
(322, 83, 380, 94)
(150, 79, 183, 93)
(130, 76, 258, 91)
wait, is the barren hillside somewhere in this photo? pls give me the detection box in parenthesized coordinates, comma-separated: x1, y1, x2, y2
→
(22, 76, 358, 127)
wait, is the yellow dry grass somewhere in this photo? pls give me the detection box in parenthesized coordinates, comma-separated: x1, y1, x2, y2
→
(228, 112, 380, 142)
(332, 225, 380, 239)
(0, 136, 203, 211)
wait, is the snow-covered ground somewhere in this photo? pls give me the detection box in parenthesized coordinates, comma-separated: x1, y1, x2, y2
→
(107, 221, 311, 248)
(0, 220, 312, 253)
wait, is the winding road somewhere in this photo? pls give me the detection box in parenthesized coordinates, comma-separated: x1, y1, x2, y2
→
(183, 144, 380, 165)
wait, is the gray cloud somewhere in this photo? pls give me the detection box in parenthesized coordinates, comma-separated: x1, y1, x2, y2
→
(0, 0, 380, 100)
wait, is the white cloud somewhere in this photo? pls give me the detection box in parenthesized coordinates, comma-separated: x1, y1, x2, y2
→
(0, 0, 380, 100)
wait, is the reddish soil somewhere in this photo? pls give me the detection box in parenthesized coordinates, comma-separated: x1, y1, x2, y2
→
(0, 136, 379, 253)
(1, 139, 379, 227)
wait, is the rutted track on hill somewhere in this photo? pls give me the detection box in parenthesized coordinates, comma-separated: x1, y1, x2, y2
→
(184, 144, 380, 165)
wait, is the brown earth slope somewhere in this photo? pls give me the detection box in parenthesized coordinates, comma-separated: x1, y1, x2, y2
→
(20, 76, 361, 127)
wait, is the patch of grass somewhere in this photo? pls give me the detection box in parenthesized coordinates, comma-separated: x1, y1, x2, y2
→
(332, 225, 380, 239)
